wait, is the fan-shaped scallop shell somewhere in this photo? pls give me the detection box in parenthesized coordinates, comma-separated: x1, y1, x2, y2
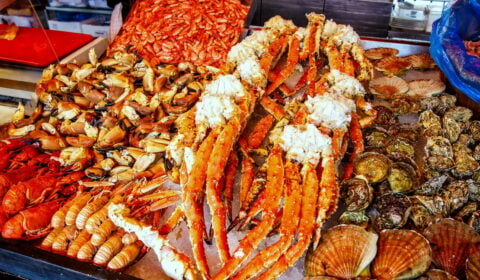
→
(305, 224, 378, 279)
(466, 246, 480, 280)
(408, 79, 446, 98)
(426, 269, 459, 280)
(375, 56, 411, 75)
(372, 229, 431, 280)
(365, 47, 399, 60)
(423, 218, 480, 278)
(369, 76, 409, 99)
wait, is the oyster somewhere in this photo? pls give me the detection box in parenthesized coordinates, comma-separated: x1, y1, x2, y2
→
(456, 202, 478, 222)
(413, 195, 449, 217)
(425, 136, 454, 158)
(416, 175, 449, 196)
(373, 193, 411, 230)
(436, 94, 457, 116)
(469, 120, 480, 142)
(338, 211, 370, 228)
(369, 76, 409, 99)
(458, 134, 475, 147)
(341, 176, 374, 211)
(372, 229, 432, 279)
(387, 162, 419, 193)
(423, 218, 480, 278)
(420, 96, 441, 112)
(410, 203, 436, 229)
(386, 138, 415, 159)
(304, 225, 378, 279)
(391, 97, 422, 115)
(353, 152, 391, 184)
(442, 181, 469, 214)
(365, 127, 391, 148)
(419, 110, 442, 129)
(443, 106, 473, 142)
(364, 47, 399, 60)
(408, 79, 446, 98)
(426, 155, 455, 172)
(374, 106, 397, 127)
(466, 248, 480, 280)
(467, 179, 480, 202)
(475, 145, 480, 161)
(452, 151, 479, 179)
(469, 210, 480, 233)
(423, 124, 445, 137)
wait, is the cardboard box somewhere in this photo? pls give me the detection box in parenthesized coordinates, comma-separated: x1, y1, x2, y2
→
(48, 19, 82, 33)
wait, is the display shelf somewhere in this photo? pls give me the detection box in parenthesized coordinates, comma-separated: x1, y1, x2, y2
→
(45, 6, 112, 15)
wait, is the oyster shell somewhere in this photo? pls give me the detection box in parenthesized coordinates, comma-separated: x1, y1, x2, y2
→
(386, 138, 415, 159)
(469, 120, 480, 142)
(423, 218, 480, 278)
(338, 211, 370, 228)
(387, 162, 419, 193)
(374, 106, 397, 127)
(425, 136, 454, 158)
(412, 195, 449, 217)
(466, 248, 480, 280)
(436, 94, 457, 116)
(469, 210, 480, 233)
(342, 176, 374, 211)
(441, 181, 469, 214)
(408, 79, 446, 98)
(456, 202, 478, 222)
(416, 175, 449, 196)
(452, 151, 479, 179)
(304, 225, 378, 278)
(372, 229, 432, 279)
(419, 110, 442, 129)
(373, 193, 411, 230)
(365, 127, 391, 148)
(467, 179, 480, 202)
(426, 155, 455, 172)
(423, 124, 445, 137)
(474, 145, 480, 161)
(420, 96, 441, 112)
(369, 76, 409, 99)
(443, 106, 473, 143)
(353, 152, 391, 184)
(410, 203, 436, 229)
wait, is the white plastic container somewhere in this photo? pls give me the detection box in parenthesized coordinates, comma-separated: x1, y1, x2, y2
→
(426, 6, 443, 33)
(48, 19, 82, 33)
(81, 18, 109, 38)
(87, 0, 110, 9)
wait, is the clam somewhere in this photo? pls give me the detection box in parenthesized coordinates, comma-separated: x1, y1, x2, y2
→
(369, 76, 409, 99)
(341, 176, 373, 211)
(373, 193, 411, 230)
(365, 47, 399, 60)
(408, 79, 446, 98)
(466, 246, 480, 279)
(423, 218, 480, 278)
(425, 269, 459, 280)
(304, 225, 378, 278)
(372, 229, 432, 279)
(387, 162, 419, 193)
(353, 152, 391, 184)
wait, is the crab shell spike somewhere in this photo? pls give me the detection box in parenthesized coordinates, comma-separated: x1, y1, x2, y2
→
(305, 224, 378, 278)
(372, 229, 432, 280)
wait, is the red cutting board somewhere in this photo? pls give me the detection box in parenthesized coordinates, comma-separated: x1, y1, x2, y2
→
(0, 24, 93, 67)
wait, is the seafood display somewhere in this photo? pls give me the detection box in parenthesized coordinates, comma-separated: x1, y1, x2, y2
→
(108, 0, 249, 67)
(1, 2, 480, 279)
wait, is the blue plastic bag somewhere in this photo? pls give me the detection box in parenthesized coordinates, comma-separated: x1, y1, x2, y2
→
(430, 0, 480, 103)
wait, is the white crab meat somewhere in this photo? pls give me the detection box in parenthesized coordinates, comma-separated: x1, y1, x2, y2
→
(227, 44, 256, 67)
(327, 69, 366, 98)
(166, 134, 185, 166)
(236, 57, 266, 87)
(278, 124, 331, 165)
(331, 24, 359, 47)
(321, 19, 338, 40)
(195, 95, 236, 128)
(204, 74, 245, 99)
(305, 94, 355, 130)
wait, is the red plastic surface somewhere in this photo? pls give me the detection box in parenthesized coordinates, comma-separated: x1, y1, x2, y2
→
(0, 25, 93, 67)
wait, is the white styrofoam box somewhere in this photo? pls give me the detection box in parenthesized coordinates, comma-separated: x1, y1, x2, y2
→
(87, 0, 110, 9)
(81, 18, 109, 38)
(48, 19, 82, 33)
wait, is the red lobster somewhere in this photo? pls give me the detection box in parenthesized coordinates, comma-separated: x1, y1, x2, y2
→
(2, 200, 63, 239)
(2, 171, 85, 215)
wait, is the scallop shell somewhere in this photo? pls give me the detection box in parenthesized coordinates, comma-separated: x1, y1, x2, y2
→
(466, 246, 480, 280)
(375, 56, 411, 75)
(405, 53, 436, 69)
(369, 76, 409, 99)
(365, 47, 400, 60)
(423, 218, 480, 278)
(426, 269, 459, 280)
(408, 79, 446, 98)
(305, 224, 378, 278)
(372, 229, 432, 280)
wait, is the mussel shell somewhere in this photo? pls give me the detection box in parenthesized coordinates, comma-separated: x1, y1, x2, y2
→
(423, 218, 480, 278)
(305, 225, 378, 278)
(466, 246, 480, 280)
(387, 162, 419, 193)
(386, 138, 415, 159)
(353, 152, 391, 184)
(342, 177, 374, 211)
(372, 229, 432, 279)
(426, 269, 459, 280)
